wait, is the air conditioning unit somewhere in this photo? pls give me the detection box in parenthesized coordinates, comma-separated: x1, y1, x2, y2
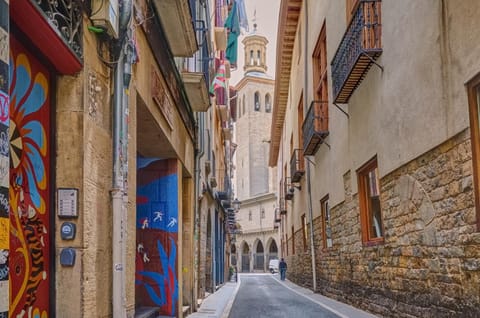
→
(91, 0, 119, 38)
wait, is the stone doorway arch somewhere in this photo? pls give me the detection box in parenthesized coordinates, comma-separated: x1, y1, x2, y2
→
(241, 242, 250, 272)
(266, 237, 278, 261)
(253, 239, 265, 271)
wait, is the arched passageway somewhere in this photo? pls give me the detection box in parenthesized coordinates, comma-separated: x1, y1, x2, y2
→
(268, 240, 278, 261)
(241, 243, 250, 272)
(254, 241, 264, 271)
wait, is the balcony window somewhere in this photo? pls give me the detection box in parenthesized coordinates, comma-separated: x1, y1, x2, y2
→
(284, 177, 293, 201)
(357, 157, 384, 245)
(313, 22, 328, 103)
(302, 101, 329, 156)
(290, 149, 305, 182)
(331, 0, 382, 103)
(466, 73, 480, 230)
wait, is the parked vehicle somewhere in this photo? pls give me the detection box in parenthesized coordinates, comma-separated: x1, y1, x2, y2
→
(269, 259, 279, 273)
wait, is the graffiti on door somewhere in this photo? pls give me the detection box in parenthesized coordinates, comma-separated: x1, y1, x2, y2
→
(9, 38, 51, 318)
(136, 158, 178, 316)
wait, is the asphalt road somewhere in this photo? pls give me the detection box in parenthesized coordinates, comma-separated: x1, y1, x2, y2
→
(228, 274, 341, 318)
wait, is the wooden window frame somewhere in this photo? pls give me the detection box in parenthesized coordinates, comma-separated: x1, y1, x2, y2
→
(321, 195, 333, 249)
(312, 22, 328, 103)
(291, 226, 295, 255)
(298, 94, 304, 151)
(301, 214, 308, 251)
(466, 73, 480, 231)
(357, 156, 384, 245)
(346, 0, 360, 23)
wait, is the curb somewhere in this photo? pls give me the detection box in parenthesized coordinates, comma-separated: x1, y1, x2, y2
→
(220, 276, 241, 318)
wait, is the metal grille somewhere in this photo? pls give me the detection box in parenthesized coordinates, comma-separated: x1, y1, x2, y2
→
(331, 0, 382, 103)
(35, 0, 83, 59)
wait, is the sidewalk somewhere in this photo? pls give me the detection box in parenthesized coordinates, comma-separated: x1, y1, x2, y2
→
(187, 281, 239, 318)
(187, 273, 378, 318)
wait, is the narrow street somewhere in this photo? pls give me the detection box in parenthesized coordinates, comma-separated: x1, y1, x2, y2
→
(228, 274, 339, 318)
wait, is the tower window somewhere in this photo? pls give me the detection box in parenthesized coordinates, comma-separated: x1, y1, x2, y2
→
(257, 50, 261, 65)
(250, 50, 254, 65)
(265, 94, 271, 113)
(254, 92, 260, 111)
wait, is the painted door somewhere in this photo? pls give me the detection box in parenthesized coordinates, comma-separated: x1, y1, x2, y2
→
(136, 158, 179, 317)
(9, 37, 51, 318)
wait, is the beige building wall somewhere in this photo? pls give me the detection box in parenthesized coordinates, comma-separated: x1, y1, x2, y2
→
(55, 2, 198, 316)
(272, 0, 480, 316)
(277, 0, 480, 223)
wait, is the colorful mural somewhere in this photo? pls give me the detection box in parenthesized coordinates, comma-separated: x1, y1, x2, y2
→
(0, 2, 10, 316)
(136, 158, 178, 317)
(9, 37, 50, 318)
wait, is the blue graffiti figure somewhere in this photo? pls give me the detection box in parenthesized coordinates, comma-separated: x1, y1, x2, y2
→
(136, 238, 178, 315)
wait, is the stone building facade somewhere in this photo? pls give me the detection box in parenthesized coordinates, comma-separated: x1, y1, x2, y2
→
(1, 0, 233, 317)
(233, 24, 280, 273)
(270, 0, 480, 317)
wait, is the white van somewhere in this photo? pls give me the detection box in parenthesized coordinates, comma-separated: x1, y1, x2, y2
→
(268, 259, 279, 273)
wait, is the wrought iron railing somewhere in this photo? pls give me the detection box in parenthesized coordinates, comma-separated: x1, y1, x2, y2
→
(35, 0, 83, 59)
(302, 101, 329, 156)
(331, 0, 382, 103)
(290, 149, 305, 183)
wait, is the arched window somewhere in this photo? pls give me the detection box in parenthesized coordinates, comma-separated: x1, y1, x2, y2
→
(257, 50, 261, 65)
(254, 92, 260, 111)
(250, 50, 254, 65)
(265, 94, 271, 113)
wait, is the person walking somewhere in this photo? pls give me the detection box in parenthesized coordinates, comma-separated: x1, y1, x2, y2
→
(279, 258, 287, 281)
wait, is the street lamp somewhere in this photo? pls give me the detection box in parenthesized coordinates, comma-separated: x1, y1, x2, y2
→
(232, 198, 241, 211)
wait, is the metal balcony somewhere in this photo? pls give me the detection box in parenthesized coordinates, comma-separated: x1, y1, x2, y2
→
(11, 0, 83, 74)
(290, 149, 305, 182)
(331, 0, 382, 104)
(285, 178, 293, 201)
(302, 101, 329, 156)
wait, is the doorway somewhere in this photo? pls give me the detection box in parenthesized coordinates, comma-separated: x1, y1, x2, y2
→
(9, 36, 53, 317)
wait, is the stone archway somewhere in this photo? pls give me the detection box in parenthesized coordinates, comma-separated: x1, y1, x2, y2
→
(253, 239, 265, 271)
(241, 242, 250, 272)
(266, 238, 278, 261)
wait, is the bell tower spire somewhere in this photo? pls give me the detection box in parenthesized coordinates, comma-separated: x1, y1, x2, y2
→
(242, 16, 268, 75)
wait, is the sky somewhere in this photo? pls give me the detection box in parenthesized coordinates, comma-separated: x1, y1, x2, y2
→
(230, 0, 281, 86)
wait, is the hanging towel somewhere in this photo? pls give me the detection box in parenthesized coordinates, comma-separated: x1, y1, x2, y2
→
(224, 1, 240, 68)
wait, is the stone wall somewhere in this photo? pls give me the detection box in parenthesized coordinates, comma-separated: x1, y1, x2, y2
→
(287, 129, 480, 317)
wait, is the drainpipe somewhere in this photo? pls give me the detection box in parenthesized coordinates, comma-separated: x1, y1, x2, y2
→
(194, 112, 205, 309)
(303, 0, 317, 292)
(112, 1, 133, 317)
